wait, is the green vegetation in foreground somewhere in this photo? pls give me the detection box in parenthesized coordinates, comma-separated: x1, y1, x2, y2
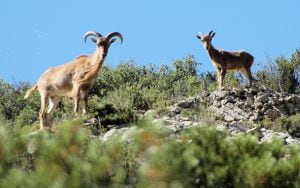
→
(0, 119, 299, 187)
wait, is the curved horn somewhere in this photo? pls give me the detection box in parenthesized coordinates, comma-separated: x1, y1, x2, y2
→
(106, 32, 123, 44)
(209, 30, 214, 36)
(95, 32, 103, 37)
(84, 31, 103, 43)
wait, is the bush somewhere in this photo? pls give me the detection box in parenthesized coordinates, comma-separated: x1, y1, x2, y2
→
(15, 92, 40, 127)
(260, 115, 300, 138)
(256, 49, 300, 93)
(1, 56, 219, 127)
(138, 126, 300, 188)
(0, 80, 30, 121)
(93, 103, 136, 126)
(89, 56, 207, 115)
(0, 120, 140, 187)
(280, 115, 300, 138)
(0, 120, 299, 187)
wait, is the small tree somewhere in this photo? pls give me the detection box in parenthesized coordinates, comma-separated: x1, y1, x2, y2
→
(173, 55, 198, 79)
(277, 57, 298, 93)
(256, 49, 300, 93)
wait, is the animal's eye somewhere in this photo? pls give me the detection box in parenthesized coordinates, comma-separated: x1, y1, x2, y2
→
(100, 41, 107, 46)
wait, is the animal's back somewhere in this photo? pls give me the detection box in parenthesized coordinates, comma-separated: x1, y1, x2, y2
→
(37, 56, 90, 97)
(219, 50, 253, 70)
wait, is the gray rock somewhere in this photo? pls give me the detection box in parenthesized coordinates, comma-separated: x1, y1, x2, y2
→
(266, 109, 281, 120)
(226, 95, 237, 103)
(223, 114, 235, 122)
(102, 128, 118, 141)
(286, 103, 295, 114)
(168, 106, 181, 116)
(216, 124, 227, 132)
(101, 127, 140, 142)
(233, 88, 245, 98)
(221, 99, 228, 105)
(177, 100, 193, 108)
(212, 100, 221, 108)
(180, 116, 191, 121)
(294, 95, 300, 104)
(255, 95, 269, 104)
(92, 86, 300, 146)
(144, 110, 158, 118)
(285, 137, 300, 145)
(254, 102, 264, 109)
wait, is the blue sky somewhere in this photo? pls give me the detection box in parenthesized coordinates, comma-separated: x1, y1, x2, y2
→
(0, 0, 299, 83)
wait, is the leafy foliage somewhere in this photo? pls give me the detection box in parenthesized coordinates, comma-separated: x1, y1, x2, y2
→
(138, 126, 300, 187)
(0, 120, 299, 187)
(1, 50, 300, 129)
(256, 49, 300, 93)
(0, 50, 300, 187)
(94, 56, 204, 110)
(0, 80, 30, 121)
(280, 115, 300, 138)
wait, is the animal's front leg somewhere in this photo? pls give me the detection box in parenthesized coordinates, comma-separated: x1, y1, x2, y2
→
(81, 91, 88, 115)
(216, 67, 222, 90)
(219, 68, 226, 90)
(73, 85, 81, 114)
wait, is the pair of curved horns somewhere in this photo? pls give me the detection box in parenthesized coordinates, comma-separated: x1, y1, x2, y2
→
(84, 31, 123, 44)
(209, 30, 215, 36)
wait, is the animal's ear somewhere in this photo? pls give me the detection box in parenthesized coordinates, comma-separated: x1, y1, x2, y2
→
(109, 38, 117, 45)
(211, 32, 216, 39)
(91, 38, 97, 43)
(196, 34, 201, 40)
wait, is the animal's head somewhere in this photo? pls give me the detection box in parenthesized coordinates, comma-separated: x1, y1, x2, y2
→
(84, 31, 123, 58)
(196, 30, 215, 50)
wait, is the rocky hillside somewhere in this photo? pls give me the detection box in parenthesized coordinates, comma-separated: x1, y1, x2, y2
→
(87, 85, 300, 145)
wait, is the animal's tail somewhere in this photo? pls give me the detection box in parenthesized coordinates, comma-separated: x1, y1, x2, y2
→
(24, 84, 38, 99)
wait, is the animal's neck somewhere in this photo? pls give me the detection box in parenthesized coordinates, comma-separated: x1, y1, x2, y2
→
(77, 49, 106, 84)
(91, 48, 105, 66)
(207, 44, 220, 61)
(90, 48, 106, 77)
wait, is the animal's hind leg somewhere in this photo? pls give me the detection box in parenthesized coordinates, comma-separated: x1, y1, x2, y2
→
(246, 68, 254, 86)
(220, 68, 226, 90)
(39, 93, 50, 130)
(47, 97, 61, 114)
(240, 67, 254, 86)
(46, 97, 61, 128)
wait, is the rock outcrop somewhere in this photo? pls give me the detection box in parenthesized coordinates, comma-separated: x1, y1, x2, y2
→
(87, 86, 300, 145)
(172, 85, 300, 123)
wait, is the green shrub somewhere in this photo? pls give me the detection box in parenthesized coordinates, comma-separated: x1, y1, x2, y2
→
(0, 120, 299, 187)
(256, 49, 300, 93)
(0, 56, 215, 127)
(0, 80, 30, 121)
(0, 120, 140, 187)
(138, 127, 300, 188)
(260, 115, 300, 138)
(280, 115, 300, 138)
(94, 103, 136, 126)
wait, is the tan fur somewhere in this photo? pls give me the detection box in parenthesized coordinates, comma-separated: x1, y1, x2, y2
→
(197, 31, 254, 89)
(24, 31, 123, 129)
